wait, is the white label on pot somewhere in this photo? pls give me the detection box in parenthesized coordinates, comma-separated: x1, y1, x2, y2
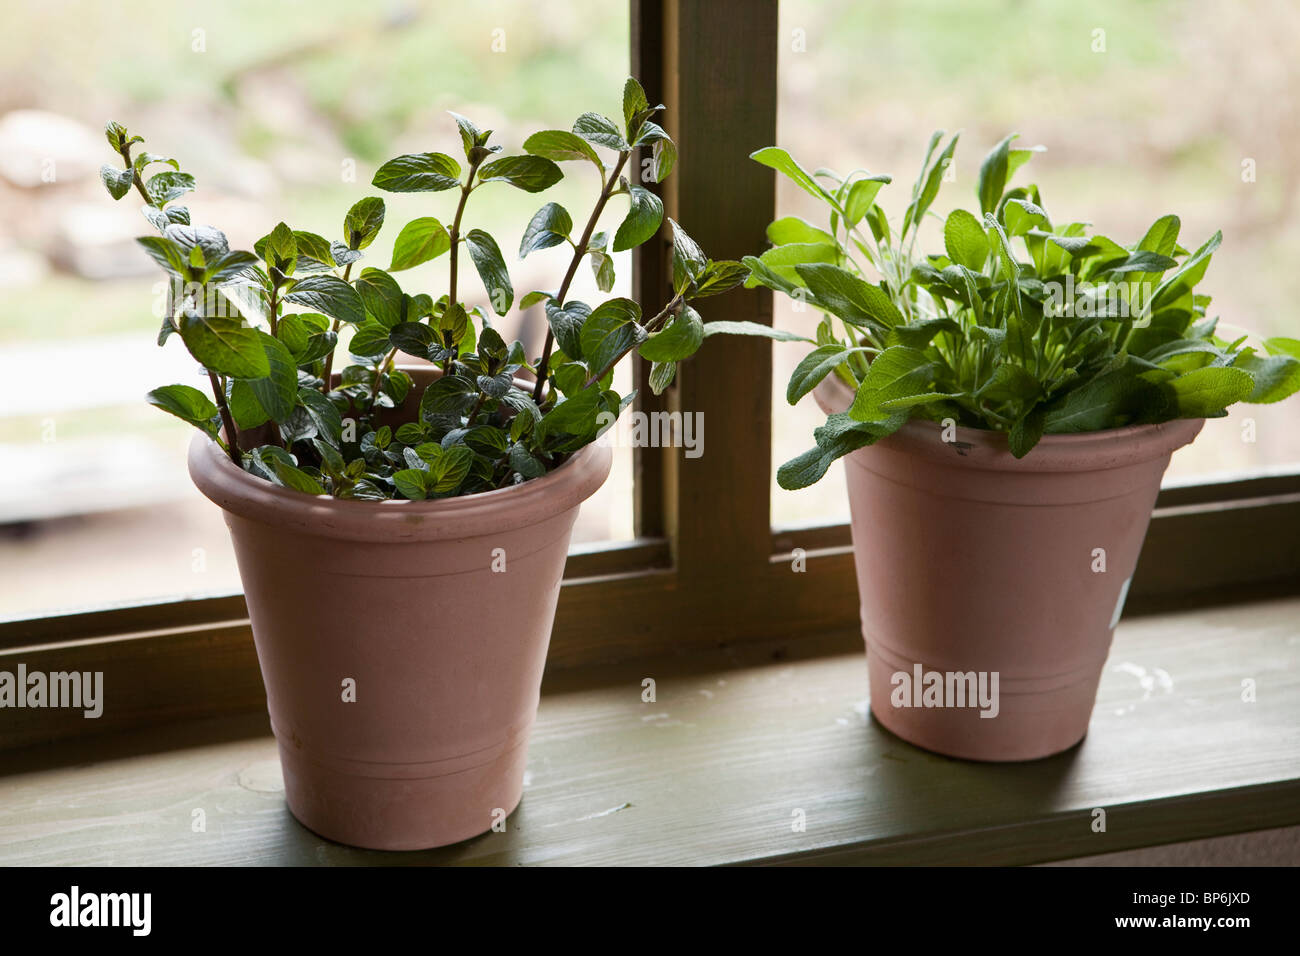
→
(1110, 576, 1132, 630)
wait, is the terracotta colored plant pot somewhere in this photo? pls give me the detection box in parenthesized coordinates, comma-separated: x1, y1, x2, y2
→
(814, 374, 1202, 761)
(189, 371, 611, 849)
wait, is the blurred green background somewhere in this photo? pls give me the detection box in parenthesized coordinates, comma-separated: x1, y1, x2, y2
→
(0, 0, 1295, 614)
(0, 0, 633, 617)
(773, 0, 1300, 524)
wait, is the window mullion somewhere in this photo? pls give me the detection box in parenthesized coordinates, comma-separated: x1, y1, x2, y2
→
(644, 0, 779, 577)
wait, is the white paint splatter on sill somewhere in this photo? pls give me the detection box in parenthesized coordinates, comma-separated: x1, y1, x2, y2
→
(576, 802, 633, 821)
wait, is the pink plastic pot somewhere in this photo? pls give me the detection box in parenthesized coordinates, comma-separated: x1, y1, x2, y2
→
(815, 375, 1202, 761)
(189, 371, 611, 849)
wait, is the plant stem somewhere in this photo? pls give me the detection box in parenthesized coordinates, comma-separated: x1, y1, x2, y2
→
(128, 140, 241, 464)
(119, 145, 154, 207)
(367, 348, 398, 409)
(582, 291, 682, 389)
(641, 293, 684, 334)
(319, 263, 353, 394)
(466, 391, 488, 424)
(533, 150, 631, 403)
(267, 286, 279, 337)
(436, 159, 484, 381)
(208, 371, 242, 465)
(446, 159, 483, 324)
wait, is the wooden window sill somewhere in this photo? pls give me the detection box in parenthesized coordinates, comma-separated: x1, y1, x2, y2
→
(2, 596, 1297, 866)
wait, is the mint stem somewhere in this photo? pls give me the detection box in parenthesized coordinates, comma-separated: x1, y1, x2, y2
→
(532, 149, 630, 403)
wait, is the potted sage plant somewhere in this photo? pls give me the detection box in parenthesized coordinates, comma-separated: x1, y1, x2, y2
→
(737, 133, 1300, 761)
(98, 78, 748, 848)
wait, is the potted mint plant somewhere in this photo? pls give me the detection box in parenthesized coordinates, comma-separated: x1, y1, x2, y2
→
(98, 79, 747, 849)
(738, 134, 1300, 761)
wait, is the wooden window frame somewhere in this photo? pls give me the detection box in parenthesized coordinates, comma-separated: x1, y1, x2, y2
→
(2, 0, 1298, 750)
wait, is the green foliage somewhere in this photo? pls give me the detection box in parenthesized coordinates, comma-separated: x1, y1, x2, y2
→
(100, 79, 750, 499)
(388, 217, 450, 271)
(739, 133, 1300, 489)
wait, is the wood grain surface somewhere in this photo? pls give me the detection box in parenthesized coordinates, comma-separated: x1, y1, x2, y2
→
(2, 597, 1297, 866)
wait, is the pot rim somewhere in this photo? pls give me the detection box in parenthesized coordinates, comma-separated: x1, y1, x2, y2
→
(188, 431, 613, 542)
(812, 373, 1205, 473)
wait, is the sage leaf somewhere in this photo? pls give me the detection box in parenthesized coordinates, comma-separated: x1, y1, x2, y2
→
(977, 133, 1017, 216)
(750, 146, 838, 208)
(1003, 198, 1049, 237)
(1008, 407, 1047, 458)
(767, 217, 835, 247)
(787, 344, 874, 405)
(795, 263, 903, 330)
(1043, 365, 1151, 432)
(758, 242, 838, 287)
(1166, 365, 1254, 417)
(902, 132, 958, 238)
(844, 175, 891, 226)
(1151, 231, 1222, 313)
(848, 347, 935, 422)
(701, 321, 814, 343)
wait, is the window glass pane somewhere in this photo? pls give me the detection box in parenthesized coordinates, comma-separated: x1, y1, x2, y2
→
(0, 1, 630, 621)
(772, 0, 1300, 527)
